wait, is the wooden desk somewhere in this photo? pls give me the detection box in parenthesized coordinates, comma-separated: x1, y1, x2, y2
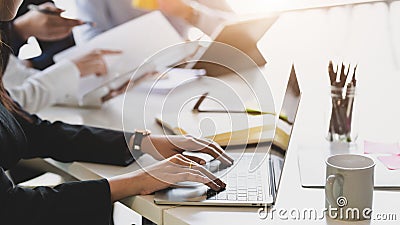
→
(38, 2, 400, 224)
(161, 2, 400, 225)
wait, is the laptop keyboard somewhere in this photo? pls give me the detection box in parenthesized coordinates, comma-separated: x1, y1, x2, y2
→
(205, 156, 266, 201)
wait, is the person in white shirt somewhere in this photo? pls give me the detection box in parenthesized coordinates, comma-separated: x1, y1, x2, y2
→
(75, 0, 234, 43)
(2, 2, 122, 113)
(4, 49, 120, 113)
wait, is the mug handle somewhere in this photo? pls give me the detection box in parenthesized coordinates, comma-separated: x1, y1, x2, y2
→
(325, 174, 344, 206)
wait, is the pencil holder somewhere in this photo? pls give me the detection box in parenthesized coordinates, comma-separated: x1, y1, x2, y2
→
(326, 85, 358, 143)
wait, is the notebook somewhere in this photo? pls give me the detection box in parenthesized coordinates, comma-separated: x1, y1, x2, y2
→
(53, 11, 188, 105)
(154, 65, 301, 206)
(157, 111, 276, 145)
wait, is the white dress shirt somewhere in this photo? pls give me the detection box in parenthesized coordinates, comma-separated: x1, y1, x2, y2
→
(75, 0, 232, 43)
(75, 0, 148, 43)
(3, 55, 102, 113)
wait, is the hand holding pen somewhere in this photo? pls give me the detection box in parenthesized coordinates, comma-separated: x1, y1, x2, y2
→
(13, 3, 94, 42)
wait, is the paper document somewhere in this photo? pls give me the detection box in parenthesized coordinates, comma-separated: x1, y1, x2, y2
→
(378, 155, 400, 170)
(54, 11, 189, 104)
(137, 68, 206, 94)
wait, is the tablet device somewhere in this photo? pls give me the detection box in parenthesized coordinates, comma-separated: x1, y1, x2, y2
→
(186, 14, 279, 76)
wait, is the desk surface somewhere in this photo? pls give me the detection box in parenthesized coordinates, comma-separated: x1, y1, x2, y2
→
(39, 2, 400, 225)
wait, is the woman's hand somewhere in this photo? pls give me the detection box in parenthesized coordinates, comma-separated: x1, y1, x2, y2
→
(137, 135, 234, 166)
(72, 49, 122, 77)
(108, 154, 226, 201)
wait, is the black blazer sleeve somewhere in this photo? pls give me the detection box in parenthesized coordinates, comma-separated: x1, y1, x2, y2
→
(10, 0, 76, 70)
(0, 168, 113, 225)
(15, 112, 143, 167)
(0, 102, 144, 225)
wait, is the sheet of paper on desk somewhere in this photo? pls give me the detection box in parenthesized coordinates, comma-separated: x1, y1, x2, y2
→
(137, 68, 206, 94)
(378, 155, 400, 170)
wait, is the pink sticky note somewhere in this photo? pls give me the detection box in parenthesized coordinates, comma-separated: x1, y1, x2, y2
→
(378, 155, 400, 170)
(364, 141, 400, 154)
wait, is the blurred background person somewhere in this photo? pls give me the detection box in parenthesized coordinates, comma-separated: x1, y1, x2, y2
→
(0, 2, 230, 225)
(10, 0, 82, 70)
(3, 47, 121, 113)
(75, 0, 234, 43)
(2, 1, 123, 113)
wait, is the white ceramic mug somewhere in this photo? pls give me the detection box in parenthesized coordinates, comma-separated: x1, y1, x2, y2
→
(325, 154, 375, 220)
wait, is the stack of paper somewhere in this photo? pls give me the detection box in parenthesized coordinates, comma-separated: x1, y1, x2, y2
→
(53, 11, 192, 103)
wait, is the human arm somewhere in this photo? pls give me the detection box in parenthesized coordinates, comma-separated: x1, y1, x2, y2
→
(15, 107, 233, 167)
(13, 108, 228, 196)
(75, 0, 148, 42)
(0, 143, 224, 225)
(72, 49, 122, 76)
(13, 101, 231, 185)
(15, 110, 139, 166)
(12, 2, 83, 42)
(0, 103, 120, 225)
(4, 55, 81, 112)
(108, 154, 226, 201)
(8, 1, 77, 70)
(4, 50, 121, 112)
(0, 167, 113, 225)
(0, 135, 226, 224)
(107, 134, 233, 201)
(0, 100, 228, 224)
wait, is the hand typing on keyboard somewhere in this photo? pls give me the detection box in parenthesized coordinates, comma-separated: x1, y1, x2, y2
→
(204, 159, 222, 173)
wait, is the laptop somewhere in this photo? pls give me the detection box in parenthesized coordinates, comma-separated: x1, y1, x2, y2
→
(185, 14, 279, 76)
(154, 65, 302, 206)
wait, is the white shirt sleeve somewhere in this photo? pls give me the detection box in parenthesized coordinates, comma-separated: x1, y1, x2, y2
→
(75, 0, 147, 43)
(3, 55, 80, 113)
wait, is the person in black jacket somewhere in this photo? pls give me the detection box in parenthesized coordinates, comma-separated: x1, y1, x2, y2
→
(10, 0, 81, 70)
(0, 1, 233, 224)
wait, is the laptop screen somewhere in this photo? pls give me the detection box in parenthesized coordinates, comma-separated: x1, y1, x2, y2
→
(270, 65, 301, 199)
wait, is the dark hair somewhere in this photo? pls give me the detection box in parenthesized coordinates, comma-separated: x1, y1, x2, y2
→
(0, 21, 29, 119)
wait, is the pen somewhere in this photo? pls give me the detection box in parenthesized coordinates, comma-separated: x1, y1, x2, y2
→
(27, 4, 95, 26)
